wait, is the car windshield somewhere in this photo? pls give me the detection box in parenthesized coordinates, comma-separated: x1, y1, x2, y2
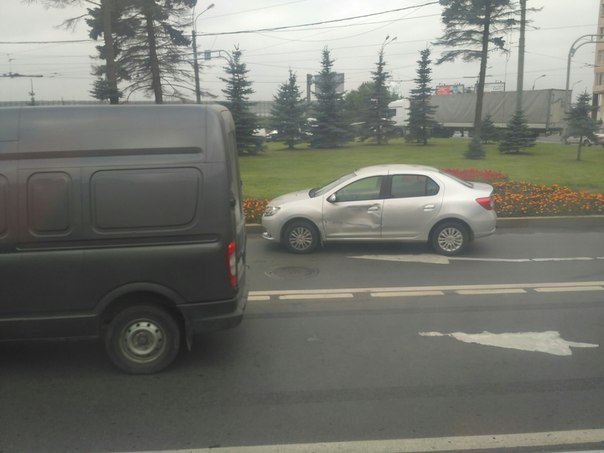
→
(310, 172, 355, 197)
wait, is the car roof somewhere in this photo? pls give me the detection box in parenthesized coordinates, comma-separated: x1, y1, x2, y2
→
(354, 164, 439, 176)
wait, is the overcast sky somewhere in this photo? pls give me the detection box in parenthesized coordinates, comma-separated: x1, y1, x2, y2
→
(0, 0, 600, 103)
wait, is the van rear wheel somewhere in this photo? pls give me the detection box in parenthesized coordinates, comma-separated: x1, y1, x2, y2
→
(105, 305, 181, 374)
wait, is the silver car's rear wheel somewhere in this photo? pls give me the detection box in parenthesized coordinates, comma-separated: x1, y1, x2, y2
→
(432, 223, 468, 256)
(284, 221, 319, 254)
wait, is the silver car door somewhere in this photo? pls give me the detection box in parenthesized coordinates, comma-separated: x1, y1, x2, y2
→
(322, 176, 384, 239)
(381, 174, 443, 239)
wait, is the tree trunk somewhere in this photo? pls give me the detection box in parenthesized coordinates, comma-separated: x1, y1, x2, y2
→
(142, 0, 163, 104)
(101, 0, 119, 104)
(473, 2, 492, 140)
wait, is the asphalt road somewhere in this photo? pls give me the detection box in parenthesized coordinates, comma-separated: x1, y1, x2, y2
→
(1, 226, 604, 453)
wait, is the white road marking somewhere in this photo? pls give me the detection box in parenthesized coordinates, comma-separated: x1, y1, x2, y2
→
(371, 290, 445, 298)
(248, 295, 271, 301)
(535, 286, 604, 293)
(349, 254, 451, 264)
(248, 281, 604, 301)
(455, 288, 527, 295)
(278, 293, 353, 300)
(127, 428, 604, 452)
(419, 331, 599, 356)
(349, 254, 603, 265)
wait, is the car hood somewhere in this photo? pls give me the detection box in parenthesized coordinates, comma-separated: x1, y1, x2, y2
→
(270, 189, 312, 206)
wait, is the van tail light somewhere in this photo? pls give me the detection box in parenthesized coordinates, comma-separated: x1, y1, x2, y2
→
(226, 241, 237, 288)
(476, 196, 494, 211)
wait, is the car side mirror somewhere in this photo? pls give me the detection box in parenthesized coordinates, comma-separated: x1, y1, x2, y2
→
(327, 194, 337, 203)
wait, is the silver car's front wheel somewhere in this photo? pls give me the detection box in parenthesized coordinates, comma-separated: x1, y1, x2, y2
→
(432, 223, 468, 256)
(284, 221, 319, 254)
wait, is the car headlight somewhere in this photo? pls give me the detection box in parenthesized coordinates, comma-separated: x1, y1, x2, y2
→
(264, 205, 281, 217)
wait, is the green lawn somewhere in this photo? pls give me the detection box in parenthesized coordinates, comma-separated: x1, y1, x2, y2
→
(239, 138, 604, 200)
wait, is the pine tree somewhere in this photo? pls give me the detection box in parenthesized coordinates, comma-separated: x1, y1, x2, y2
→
(406, 48, 439, 146)
(270, 70, 307, 150)
(364, 44, 396, 145)
(498, 110, 536, 153)
(310, 48, 349, 148)
(85, 0, 196, 103)
(435, 0, 518, 158)
(220, 47, 261, 155)
(480, 114, 500, 143)
(564, 92, 599, 161)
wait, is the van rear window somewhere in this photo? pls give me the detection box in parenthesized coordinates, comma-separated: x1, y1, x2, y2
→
(91, 168, 201, 231)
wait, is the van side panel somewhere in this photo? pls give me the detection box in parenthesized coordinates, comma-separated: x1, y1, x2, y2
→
(0, 105, 247, 341)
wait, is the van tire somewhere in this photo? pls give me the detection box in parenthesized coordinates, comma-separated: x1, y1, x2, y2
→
(105, 305, 181, 374)
(284, 221, 319, 254)
(431, 222, 468, 256)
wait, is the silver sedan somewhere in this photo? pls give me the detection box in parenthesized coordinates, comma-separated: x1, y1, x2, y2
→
(261, 164, 497, 255)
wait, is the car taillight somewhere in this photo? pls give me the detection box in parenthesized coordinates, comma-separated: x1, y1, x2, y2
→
(476, 197, 494, 210)
(226, 241, 237, 288)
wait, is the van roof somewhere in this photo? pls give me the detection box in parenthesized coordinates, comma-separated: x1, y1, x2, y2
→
(0, 104, 232, 159)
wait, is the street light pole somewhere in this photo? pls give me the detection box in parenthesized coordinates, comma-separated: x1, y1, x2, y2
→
(192, 3, 214, 103)
(531, 74, 546, 90)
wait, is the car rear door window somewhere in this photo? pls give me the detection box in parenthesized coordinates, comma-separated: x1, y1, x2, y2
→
(390, 175, 440, 198)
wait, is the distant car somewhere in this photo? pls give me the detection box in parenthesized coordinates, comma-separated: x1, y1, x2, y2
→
(563, 135, 604, 147)
(261, 164, 497, 256)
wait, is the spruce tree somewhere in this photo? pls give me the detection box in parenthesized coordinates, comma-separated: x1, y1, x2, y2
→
(220, 47, 261, 155)
(364, 45, 396, 145)
(270, 70, 307, 150)
(310, 48, 349, 148)
(407, 48, 438, 145)
(480, 114, 500, 143)
(498, 110, 536, 153)
(564, 92, 599, 161)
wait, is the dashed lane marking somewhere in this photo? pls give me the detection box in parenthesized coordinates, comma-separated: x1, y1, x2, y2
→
(249, 281, 604, 302)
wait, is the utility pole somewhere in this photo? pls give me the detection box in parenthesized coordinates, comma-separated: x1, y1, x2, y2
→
(515, 0, 526, 113)
(192, 3, 214, 103)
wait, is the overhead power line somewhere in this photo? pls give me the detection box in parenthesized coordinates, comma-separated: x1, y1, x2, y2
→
(198, 1, 440, 37)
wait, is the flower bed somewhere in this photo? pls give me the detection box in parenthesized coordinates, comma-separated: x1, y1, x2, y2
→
(492, 181, 604, 217)
(242, 169, 604, 222)
(243, 197, 269, 223)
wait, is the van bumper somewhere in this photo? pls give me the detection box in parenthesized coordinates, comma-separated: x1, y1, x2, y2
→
(178, 284, 248, 335)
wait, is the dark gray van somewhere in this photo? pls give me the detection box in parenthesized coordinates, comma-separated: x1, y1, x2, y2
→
(0, 104, 247, 373)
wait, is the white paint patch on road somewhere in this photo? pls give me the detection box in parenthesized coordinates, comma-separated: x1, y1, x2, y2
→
(419, 331, 599, 356)
(136, 428, 604, 452)
(349, 254, 603, 265)
(348, 254, 450, 264)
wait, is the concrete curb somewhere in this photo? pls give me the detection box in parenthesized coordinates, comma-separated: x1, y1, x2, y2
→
(245, 215, 604, 235)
